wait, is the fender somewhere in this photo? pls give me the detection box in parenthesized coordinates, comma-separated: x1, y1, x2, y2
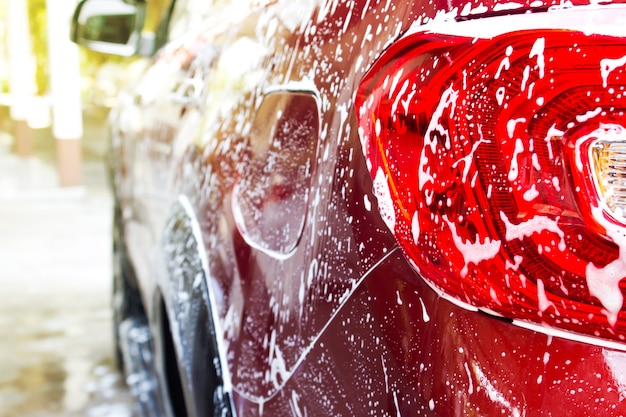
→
(152, 196, 235, 417)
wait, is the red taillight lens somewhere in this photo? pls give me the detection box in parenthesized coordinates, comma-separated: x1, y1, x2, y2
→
(356, 12, 626, 344)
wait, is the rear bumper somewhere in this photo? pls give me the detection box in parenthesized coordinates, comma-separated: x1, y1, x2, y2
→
(233, 248, 626, 416)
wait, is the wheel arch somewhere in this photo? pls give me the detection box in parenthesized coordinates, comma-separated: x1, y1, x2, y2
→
(152, 196, 235, 417)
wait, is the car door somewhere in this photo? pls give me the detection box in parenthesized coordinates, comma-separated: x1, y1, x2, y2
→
(167, 0, 402, 404)
(119, 0, 217, 294)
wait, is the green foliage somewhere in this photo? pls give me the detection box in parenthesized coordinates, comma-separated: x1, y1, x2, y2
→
(28, 0, 48, 95)
(0, 1, 7, 93)
(25, 0, 138, 97)
(79, 48, 136, 79)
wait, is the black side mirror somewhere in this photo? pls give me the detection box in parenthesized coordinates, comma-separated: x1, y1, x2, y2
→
(71, 0, 148, 56)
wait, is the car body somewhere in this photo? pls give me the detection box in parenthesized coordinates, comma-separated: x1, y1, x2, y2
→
(72, 0, 626, 415)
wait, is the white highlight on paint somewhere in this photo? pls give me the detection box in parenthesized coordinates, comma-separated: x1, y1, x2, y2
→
(523, 184, 539, 201)
(364, 194, 372, 211)
(527, 82, 535, 100)
(269, 332, 289, 390)
(373, 167, 396, 232)
(500, 211, 566, 251)
(444, 217, 502, 278)
(464, 362, 474, 394)
(419, 298, 431, 322)
(419, 86, 459, 189)
(529, 37, 545, 78)
(289, 391, 307, 417)
(401, 89, 417, 113)
(495, 46, 513, 79)
(393, 391, 402, 417)
(382, 356, 389, 393)
(603, 350, 626, 401)
(391, 79, 409, 115)
(406, 5, 626, 41)
(496, 86, 506, 105)
(507, 118, 526, 139)
(521, 65, 530, 92)
(493, 2, 524, 11)
(508, 138, 524, 181)
(375, 118, 382, 137)
(544, 124, 564, 160)
(460, 2, 473, 16)
(389, 68, 405, 99)
(601, 54, 626, 88)
(531, 153, 541, 171)
(586, 204, 626, 327)
(536, 279, 556, 313)
(490, 287, 502, 306)
(473, 363, 522, 417)
(452, 138, 490, 183)
(576, 107, 602, 123)
(506, 255, 523, 271)
(412, 211, 420, 244)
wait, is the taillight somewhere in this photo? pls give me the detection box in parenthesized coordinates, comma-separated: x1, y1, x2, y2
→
(356, 7, 626, 345)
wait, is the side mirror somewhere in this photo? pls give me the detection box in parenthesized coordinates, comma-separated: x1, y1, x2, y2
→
(70, 0, 147, 56)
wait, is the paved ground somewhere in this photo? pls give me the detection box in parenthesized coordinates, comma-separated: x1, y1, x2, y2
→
(0, 108, 139, 417)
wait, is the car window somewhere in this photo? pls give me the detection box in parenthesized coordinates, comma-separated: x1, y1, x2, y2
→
(168, 0, 216, 40)
(167, 0, 258, 40)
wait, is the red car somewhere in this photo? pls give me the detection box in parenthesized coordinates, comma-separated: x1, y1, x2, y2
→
(72, 0, 626, 415)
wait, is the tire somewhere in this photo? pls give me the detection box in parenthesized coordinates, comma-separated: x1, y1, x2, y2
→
(112, 202, 144, 373)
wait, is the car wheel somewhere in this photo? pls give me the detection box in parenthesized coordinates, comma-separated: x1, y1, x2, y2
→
(112, 203, 144, 373)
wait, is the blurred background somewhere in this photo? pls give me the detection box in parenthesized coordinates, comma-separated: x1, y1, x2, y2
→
(0, 1, 140, 416)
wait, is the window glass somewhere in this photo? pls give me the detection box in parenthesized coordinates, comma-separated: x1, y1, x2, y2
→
(168, 0, 215, 40)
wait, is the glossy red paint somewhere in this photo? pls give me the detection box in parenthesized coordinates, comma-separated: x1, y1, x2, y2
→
(82, 0, 626, 415)
(237, 251, 626, 416)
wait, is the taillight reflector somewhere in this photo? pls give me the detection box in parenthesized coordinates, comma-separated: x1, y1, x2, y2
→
(356, 11, 626, 344)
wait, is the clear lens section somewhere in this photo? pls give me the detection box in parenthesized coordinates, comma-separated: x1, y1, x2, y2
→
(591, 135, 626, 222)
